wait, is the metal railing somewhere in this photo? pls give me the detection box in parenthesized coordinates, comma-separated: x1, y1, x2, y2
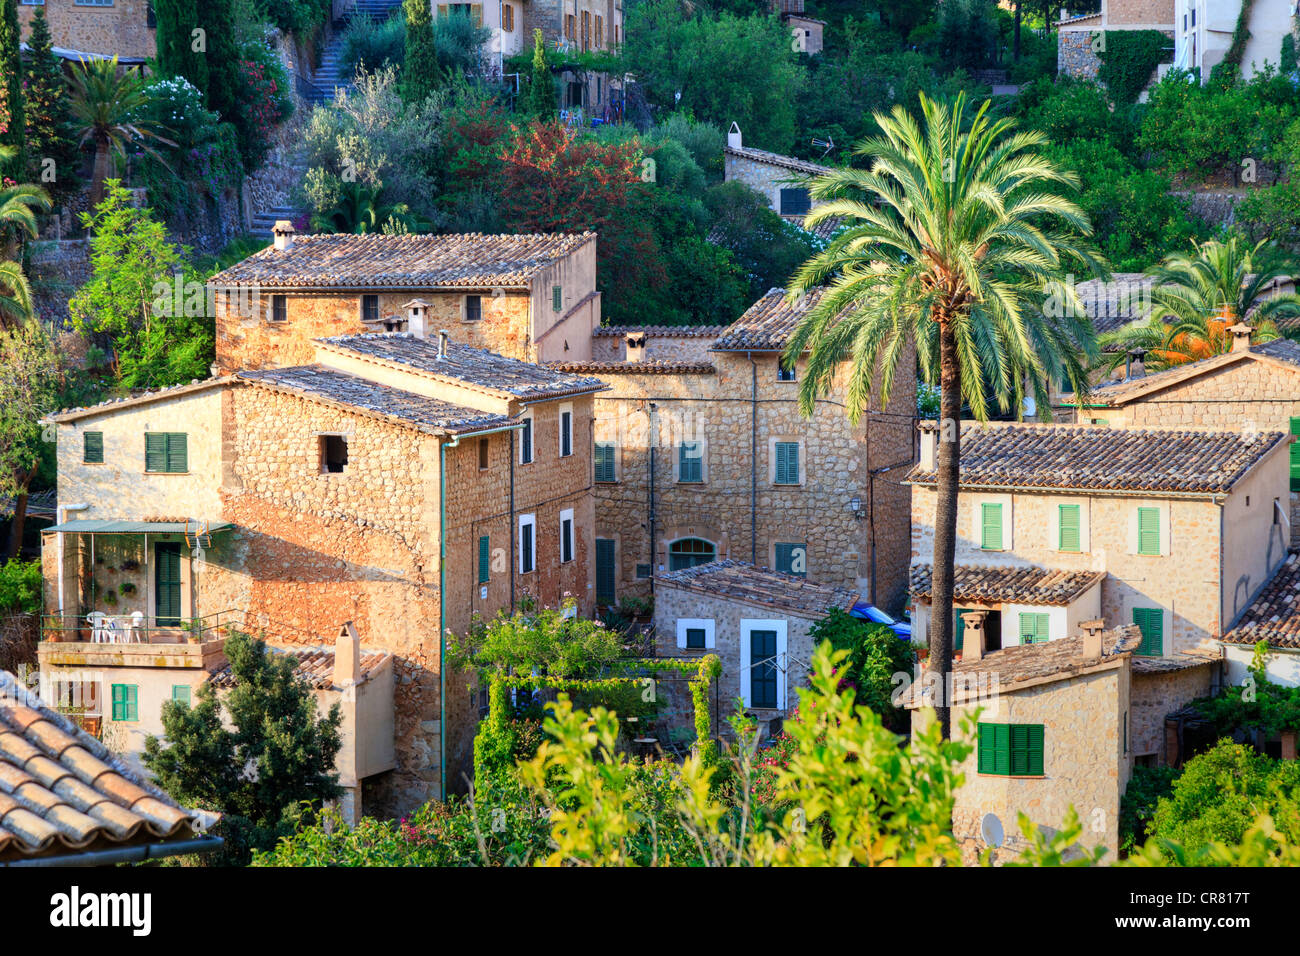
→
(40, 609, 243, 646)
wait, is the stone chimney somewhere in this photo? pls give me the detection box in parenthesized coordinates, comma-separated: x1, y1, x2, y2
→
(1229, 322, 1253, 353)
(960, 610, 988, 662)
(404, 299, 430, 339)
(919, 424, 938, 472)
(1080, 618, 1106, 659)
(625, 332, 647, 363)
(728, 121, 742, 149)
(334, 621, 361, 686)
(437, 329, 449, 359)
(272, 220, 296, 251)
(1126, 347, 1146, 379)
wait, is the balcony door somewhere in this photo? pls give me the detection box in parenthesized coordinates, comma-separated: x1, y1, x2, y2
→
(155, 542, 182, 627)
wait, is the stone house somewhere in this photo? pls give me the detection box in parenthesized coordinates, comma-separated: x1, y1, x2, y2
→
(18, 0, 156, 64)
(40, 322, 604, 814)
(908, 421, 1292, 661)
(550, 286, 917, 613)
(723, 126, 837, 233)
(1220, 551, 1300, 687)
(771, 0, 823, 54)
(652, 559, 858, 738)
(208, 228, 601, 372)
(1056, 2, 1174, 85)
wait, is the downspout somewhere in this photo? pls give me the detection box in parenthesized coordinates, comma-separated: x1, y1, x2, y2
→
(648, 402, 657, 593)
(510, 430, 517, 613)
(56, 503, 89, 620)
(1, 836, 224, 867)
(748, 352, 758, 563)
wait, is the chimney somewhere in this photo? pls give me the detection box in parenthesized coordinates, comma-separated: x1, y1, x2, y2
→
(1126, 347, 1146, 379)
(334, 621, 361, 686)
(272, 220, 296, 251)
(1080, 618, 1105, 659)
(403, 298, 430, 339)
(437, 329, 449, 359)
(625, 332, 647, 363)
(728, 121, 742, 149)
(960, 610, 988, 662)
(1229, 322, 1254, 353)
(919, 424, 938, 472)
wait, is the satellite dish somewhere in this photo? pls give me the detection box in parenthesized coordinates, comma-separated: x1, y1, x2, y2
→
(980, 812, 1005, 848)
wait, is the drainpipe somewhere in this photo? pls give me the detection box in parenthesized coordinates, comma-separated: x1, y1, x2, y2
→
(56, 503, 89, 622)
(1, 836, 224, 867)
(648, 402, 657, 593)
(747, 352, 758, 563)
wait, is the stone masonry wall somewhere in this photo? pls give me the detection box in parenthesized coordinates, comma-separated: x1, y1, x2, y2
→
(1058, 29, 1101, 80)
(1131, 663, 1216, 762)
(20, 0, 156, 60)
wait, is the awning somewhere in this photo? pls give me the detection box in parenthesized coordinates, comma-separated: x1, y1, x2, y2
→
(45, 520, 232, 534)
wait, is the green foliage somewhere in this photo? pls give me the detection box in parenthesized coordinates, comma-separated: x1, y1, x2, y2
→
(154, 0, 210, 96)
(21, 6, 79, 201)
(1120, 764, 1179, 855)
(0, 319, 62, 503)
(263, 0, 330, 35)
(526, 28, 555, 120)
(229, 37, 294, 171)
(1239, 116, 1300, 246)
(0, 0, 25, 175)
(701, 181, 818, 302)
(0, 557, 41, 614)
(402, 0, 439, 104)
(143, 631, 343, 865)
(935, 0, 996, 72)
(342, 13, 406, 77)
(450, 601, 623, 680)
(808, 608, 912, 731)
(1097, 30, 1169, 105)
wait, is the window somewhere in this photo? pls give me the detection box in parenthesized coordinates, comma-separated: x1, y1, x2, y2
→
(478, 437, 489, 470)
(320, 434, 348, 473)
(502, 2, 513, 30)
(1137, 506, 1160, 556)
(635, 563, 652, 579)
(980, 502, 1003, 551)
(1132, 607, 1164, 657)
(779, 187, 811, 216)
(478, 535, 490, 584)
(1058, 503, 1081, 552)
(1019, 612, 1049, 645)
(581, 10, 591, 49)
(749, 629, 779, 708)
(110, 684, 138, 722)
(171, 685, 191, 707)
(977, 723, 1044, 776)
(953, 608, 971, 652)
(361, 294, 379, 323)
(519, 514, 536, 574)
(83, 431, 104, 464)
(465, 294, 482, 321)
(594, 441, 617, 482)
(75, 0, 113, 5)
(678, 441, 703, 483)
(595, 14, 603, 46)
(520, 415, 533, 464)
(774, 542, 806, 577)
(438, 2, 482, 24)
(270, 294, 287, 322)
(669, 537, 715, 571)
(1289, 418, 1300, 491)
(777, 358, 796, 381)
(774, 441, 800, 485)
(676, 618, 714, 650)
(560, 508, 574, 563)
(559, 406, 573, 457)
(595, 538, 616, 604)
(145, 432, 187, 473)
(564, 13, 575, 39)
(552, 285, 563, 312)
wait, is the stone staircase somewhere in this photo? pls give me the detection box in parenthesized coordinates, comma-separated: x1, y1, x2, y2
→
(304, 0, 407, 104)
(249, 203, 303, 241)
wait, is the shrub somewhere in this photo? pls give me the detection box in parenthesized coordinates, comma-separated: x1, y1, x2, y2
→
(1119, 764, 1179, 855)
(1097, 29, 1169, 104)
(0, 558, 41, 614)
(807, 608, 913, 730)
(341, 13, 406, 77)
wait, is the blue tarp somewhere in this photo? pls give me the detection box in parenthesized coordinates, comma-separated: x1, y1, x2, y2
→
(849, 601, 911, 639)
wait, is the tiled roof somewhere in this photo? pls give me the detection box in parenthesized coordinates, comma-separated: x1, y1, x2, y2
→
(910, 563, 1104, 607)
(713, 287, 825, 351)
(724, 144, 833, 177)
(1222, 552, 1300, 648)
(908, 422, 1288, 495)
(209, 645, 390, 690)
(0, 670, 214, 862)
(796, 216, 844, 240)
(591, 325, 727, 338)
(48, 377, 231, 423)
(1071, 273, 1153, 339)
(1080, 339, 1300, 407)
(1251, 337, 1300, 366)
(236, 366, 513, 435)
(1132, 654, 1219, 674)
(547, 360, 715, 375)
(903, 625, 1143, 707)
(317, 334, 607, 399)
(208, 232, 595, 289)
(656, 559, 857, 616)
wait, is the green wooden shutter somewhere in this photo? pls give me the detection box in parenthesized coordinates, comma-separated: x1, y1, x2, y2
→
(775, 442, 799, 484)
(83, 431, 104, 464)
(145, 433, 167, 472)
(1019, 612, 1049, 644)
(1290, 418, 1300, 492)
(112, 684, 138, 721)
(172, 685, 191, 706)
(1027, 724, 1044, 775)
(594, 442, 615, 482)
(1058, 503, 1080, 552)
(774, 542, 805, 576)
(166, 432, 188, 472)
(478, 535, 490, 584)
(978, 723, 1011, 775)
(595, 538, 616, 604)
(981, 502, 1003, 550)
(1010, 724, 1044, 775)
(954, 608, 969, 652)
(552, 285, 562, 311)
(1133, 607, 1163, 656)
(155, 543, 182, 625)
(1137, 507, 1160, 555)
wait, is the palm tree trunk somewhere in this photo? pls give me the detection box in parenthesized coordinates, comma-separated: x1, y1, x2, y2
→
(90, 140, 112, 207)
(930, 315, 962, 739)
(7, 466, 36, 560)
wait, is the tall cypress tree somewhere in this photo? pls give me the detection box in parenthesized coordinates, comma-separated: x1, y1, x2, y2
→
(402, 0, 439, 104)
(154, 0, 210, 96)
(22, 6, 78, 199)
(527, 29, 555, 120)
(192, 0, 237, 121)
(0, 0, 25, 178)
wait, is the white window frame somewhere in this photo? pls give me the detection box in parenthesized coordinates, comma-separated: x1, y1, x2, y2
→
(739, 618, 788, 710)
(675, 618, 716, 650)
(519, 412, 534, 464)
(519, 513, 536, 574)
(558, 403, 573, 458)
(559, 508, 575, 564)
(972, 493, 1013, 552)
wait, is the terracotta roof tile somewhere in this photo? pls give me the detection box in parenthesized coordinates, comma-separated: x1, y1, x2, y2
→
(907, 422, 1288, 495)
(910, 563, 1104, 607)
(591, 325, 727, 338)
(208, 644, 389, 690)
(236, 366, 514, 435)
(209, 232, 595, 289)
(0, 669, 213, 862)
(713, 287, 825, 351)
(547, 360, 716, 375)
(318, 333, 607, 400)
(657, 559, 857, 616)
(1222, 551, 1300, 648)
(725, 144, 833, 177)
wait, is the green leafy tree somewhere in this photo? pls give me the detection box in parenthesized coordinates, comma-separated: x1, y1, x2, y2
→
(784, 93, 1101, 737)
(526, 28, 555, 120)
(0, 319, 63, 556)
(0, 0, 25, 177)
(21, 6, 80, 201)
(193, 0, 238, 121)
(807, 608, 912, 731)
(402, 0, 438, 102)
(153, 0, 210, 95)
(143, 631, 343, 865)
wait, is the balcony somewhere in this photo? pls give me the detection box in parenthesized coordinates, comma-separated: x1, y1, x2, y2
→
(38, 610, 237, 670)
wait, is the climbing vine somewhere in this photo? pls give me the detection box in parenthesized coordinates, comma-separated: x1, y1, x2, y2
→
(1220, 0, 1257, 75)
(1096, 29, 1170, 104)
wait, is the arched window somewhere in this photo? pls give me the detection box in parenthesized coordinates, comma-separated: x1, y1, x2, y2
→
(669, 538, 716, 571)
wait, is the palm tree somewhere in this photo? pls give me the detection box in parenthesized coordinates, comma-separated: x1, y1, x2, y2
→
(1098, 237, 1300, 372)
(784, 93, 1102, 738)
(67, 56, 174, 205)
(0, 145, 50, 325)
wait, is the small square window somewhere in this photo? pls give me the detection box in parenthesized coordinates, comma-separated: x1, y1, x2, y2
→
(83, 431, 104, 464)
(777, 359, 796, 381)
(465, 294, 482, 321)
(635, 563, 652, 579)
(686, 628, 706, 649)
(270, 295, 287, 322)
(361, 294, 379, 323)
(320, 434, 348, 473)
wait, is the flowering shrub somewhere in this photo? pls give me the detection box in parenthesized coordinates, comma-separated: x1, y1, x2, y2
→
(230, 39, 294, 170)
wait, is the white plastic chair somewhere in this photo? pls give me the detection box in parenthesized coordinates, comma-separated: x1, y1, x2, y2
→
(87, 612, 109, 643)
